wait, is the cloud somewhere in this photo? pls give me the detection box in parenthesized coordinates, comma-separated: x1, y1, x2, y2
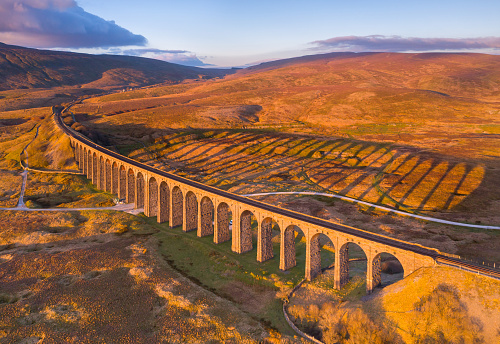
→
(0, 0, 146, 48)
(311, 35, 500, 53)
(117, 48, 213, 67)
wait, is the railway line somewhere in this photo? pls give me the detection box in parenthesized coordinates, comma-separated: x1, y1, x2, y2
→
(55, 104, 500, 281)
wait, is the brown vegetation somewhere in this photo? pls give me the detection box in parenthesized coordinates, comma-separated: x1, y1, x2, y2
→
(0, 43, 233, 92)
(288, 266, 500, 343)
(0, 211, 286, 342)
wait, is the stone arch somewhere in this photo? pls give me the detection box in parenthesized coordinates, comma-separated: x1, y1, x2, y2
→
(238, 210, 257, 254)
(371, 252, 404, 290)
(280, 224, 305, 271)
(148, 176, 158, 217)
(111, 162, 119, 195)
(82, 147, 87, 175)
(306, 232, 336, 281)
(259, 217, 280, 262)
(136, 172, 145, 209)
(185, 191, 198, 232)
(158, 181, 169, 223)
(118, 165, 126, 199)
(99, 156, 104, 190)
(75, 145, 80, 168)
(105, 159, 111, 192)
(171, 186, 183, 228)
(77, 146, 81, 171)
(78, 145, 83, 169)
(336, 242, 368, 290)
(199, 196, 214, 237)
(92, 153, 98, 185)
(87, 150, 92, 180)
(215, 202, 232, 244)
(127, 168, 135, 204)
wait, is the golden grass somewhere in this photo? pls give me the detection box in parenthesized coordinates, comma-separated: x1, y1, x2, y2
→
(374, 266, 500, 344)
(0, 211, 285, 342)
(0, 171, 22, 207)
(24, 172, 114, 208)
(25, 115, 78, 171)
(286, 266, 500, 343)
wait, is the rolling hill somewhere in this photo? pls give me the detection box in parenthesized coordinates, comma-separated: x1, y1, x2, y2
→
(0, 43, 234, 91)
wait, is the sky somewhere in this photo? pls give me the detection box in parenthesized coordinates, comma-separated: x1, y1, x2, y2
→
(0, 0, 499, 67)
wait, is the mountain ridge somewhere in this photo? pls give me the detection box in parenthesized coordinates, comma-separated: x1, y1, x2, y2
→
(0, 43, 233, 91)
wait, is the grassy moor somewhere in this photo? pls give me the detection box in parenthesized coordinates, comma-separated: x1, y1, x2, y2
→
(1, 46, 500, 343)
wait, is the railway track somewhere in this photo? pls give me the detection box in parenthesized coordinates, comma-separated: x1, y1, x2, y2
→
(55, 104, 500, 280)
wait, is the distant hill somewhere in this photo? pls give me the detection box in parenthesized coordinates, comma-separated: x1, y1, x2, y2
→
(0, 43, 233, 91)
(234, 51, 500, 100)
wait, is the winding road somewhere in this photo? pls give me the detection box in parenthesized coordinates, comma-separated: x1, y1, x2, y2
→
(15, 124, 40, 208)
(243, 192, 500, 230)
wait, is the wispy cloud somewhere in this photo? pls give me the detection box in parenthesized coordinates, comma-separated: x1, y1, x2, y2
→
(311, 35, 500, 53)
(108, 48, 212, 67)
(0, 0, 146, 48)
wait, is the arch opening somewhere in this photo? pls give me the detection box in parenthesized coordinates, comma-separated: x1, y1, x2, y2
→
(136, 172, 145, 209)
(158, 181, 169, 224)
(99, 156, 104, 190)
(199, 196, 214, 237)
(148, 177, 158, 217)
(336, 242, 367, 290)
(119, 166, 126, 200)
(307, 233, 336, 281)
(105, 159, 111, 192)
(92, 153, 98, 185)
(280, 225, 306, 271)
(372, 252, 404, 290)
(216, 202, 232, 244)
(238, 210, 257, 254)
(87, 150, 92, 180)
(127, 169, 135, 204)
(111, 162, 119, 195)
(171, 186, 183, 228)
(83, 148, 87, 175)
(258, 217, 280, 263)
(185, 191, 198, 232)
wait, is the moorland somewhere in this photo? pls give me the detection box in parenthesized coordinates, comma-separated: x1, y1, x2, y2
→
(1, 45, 499, 343)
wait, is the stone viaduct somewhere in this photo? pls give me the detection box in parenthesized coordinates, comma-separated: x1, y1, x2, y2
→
(56, 112, 439, 293)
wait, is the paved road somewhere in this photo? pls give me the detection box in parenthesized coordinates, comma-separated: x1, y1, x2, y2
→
(243, 192, 500, 230)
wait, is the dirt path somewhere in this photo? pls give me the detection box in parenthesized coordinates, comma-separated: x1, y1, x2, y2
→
(0, 203, 144, 214)
(243, 191, 500, 230)
(16, 124, 40, 208)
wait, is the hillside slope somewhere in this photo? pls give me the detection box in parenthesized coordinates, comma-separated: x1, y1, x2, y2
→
(0, 43, 233, 91)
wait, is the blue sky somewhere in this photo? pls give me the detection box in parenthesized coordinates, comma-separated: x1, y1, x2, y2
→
(1, 0, 499, 67)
